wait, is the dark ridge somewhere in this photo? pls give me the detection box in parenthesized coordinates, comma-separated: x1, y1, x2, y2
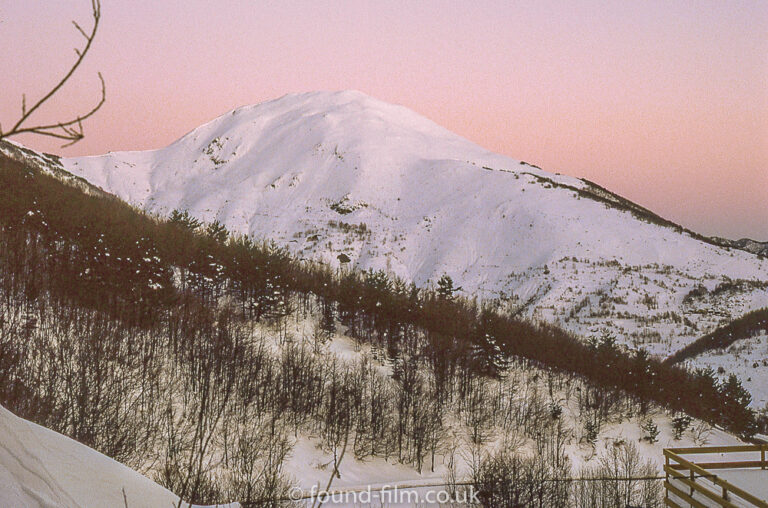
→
(0, 139, 110, 198)
(665, 308, 768, 365)
(576, 178, 765, 256)
(717, 238, 768, 257)
(514, 160, 764, 258)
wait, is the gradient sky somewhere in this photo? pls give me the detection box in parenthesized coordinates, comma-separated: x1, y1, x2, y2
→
(2, 0, 766, 239)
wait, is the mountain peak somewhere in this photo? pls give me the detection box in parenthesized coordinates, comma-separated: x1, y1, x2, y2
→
(177, 89, 477, 160)
(245, 89, 415, 118)
(77, 90, 523, 206)
(20, 89, 768, 363)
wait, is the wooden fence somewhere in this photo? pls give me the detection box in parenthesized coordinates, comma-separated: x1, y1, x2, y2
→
(664, 445, 768, 507)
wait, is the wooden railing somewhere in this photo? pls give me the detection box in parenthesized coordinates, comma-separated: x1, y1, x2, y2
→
(664, 445, 768, 507)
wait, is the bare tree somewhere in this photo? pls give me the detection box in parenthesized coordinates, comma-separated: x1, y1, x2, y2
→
(0, 0, 105, 146)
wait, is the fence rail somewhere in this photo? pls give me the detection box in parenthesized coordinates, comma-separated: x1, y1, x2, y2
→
(664, 445, 768, 508)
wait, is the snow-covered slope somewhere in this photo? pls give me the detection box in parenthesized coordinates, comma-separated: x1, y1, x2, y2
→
(683, 332, 768, 409)
(0, 404, 179, 508)
(53, 90, 768, 358)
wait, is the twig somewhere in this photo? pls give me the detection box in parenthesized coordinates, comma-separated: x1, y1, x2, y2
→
(0, 0, 105, 146)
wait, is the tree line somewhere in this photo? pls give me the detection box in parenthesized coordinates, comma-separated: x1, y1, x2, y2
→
(0, 153, 757, 436)
(665, 307, 768, 364)
(0, 153, 760, 505)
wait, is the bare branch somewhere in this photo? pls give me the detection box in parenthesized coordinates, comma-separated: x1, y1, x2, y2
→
(12, 74, 106, 132)
(0, 0, 105, 147)
(72, 20, 88, 40)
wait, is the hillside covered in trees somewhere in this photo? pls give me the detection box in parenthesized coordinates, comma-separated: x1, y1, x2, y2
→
(0, 149, 760, 505)
(666, 308, 768, 365)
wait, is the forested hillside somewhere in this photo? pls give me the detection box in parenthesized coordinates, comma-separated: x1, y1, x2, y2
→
(666, 308, 768, 365)
(666, 308, 768, 415)
(0, 151, 759, 505)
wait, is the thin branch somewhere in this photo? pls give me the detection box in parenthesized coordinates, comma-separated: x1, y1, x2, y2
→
(72, 20, 89, 40)
(11, 73, 106, 134)
(0, 0, 105, 147)
(314, 430, 350, 508)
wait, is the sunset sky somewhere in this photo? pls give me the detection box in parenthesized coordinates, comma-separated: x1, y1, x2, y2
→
(1, 0, 766, 239)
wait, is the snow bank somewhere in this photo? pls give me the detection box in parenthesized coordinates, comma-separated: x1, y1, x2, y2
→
(0, 404, 239, 508)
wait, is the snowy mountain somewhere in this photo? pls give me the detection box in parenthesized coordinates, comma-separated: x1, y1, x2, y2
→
(10, 90, 768, 360)
(1, 130, 763, 506)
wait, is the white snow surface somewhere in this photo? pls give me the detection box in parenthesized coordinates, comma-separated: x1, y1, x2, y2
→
(0, 403, 177, 507)
(58, 90, 768, 358)
(0, 404, 239, 508)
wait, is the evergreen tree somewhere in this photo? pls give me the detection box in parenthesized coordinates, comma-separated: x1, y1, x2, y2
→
(206, 220, 229, 243)
(436, 274, 460, 299)
(169, 209, 201, 232)
(364, 269, 391, 293)
(640, 418, 659, 443)
(319, 301, 336, 342)
(719, 374, 757, 437)
(672, 413, 692, 440)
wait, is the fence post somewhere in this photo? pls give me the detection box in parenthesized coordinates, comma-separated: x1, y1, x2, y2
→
(689, 469, 695, 497)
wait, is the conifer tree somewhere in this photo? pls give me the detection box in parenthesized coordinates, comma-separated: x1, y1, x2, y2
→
(206, 220, 229, 243)
(672, 413, 692, 440)
(169, 209, 202, 232)
(436, 274, 460, 299)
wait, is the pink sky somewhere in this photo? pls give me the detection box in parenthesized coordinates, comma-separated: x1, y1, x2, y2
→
(2, 0, 766, 239)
